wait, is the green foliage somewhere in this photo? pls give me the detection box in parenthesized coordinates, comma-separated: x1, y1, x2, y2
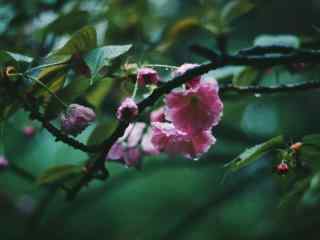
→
(221, 0, 255, 24)
(84, 44, 132, 83)
(225, 136, 284, 172)
(53, 26, 98, 56)
(232, 67, 259, 86)
(254, 35, 301, 48)
(37, 164, 83, 185)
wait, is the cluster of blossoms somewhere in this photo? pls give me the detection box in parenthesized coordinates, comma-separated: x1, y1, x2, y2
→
(110, 63, 223, 166)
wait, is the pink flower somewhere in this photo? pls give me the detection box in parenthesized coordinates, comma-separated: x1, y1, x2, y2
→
(107, 142, 125, 160)
(165, 82, 223, 135)
(60, 104, 96, 136)
(137, 67, 160, 86)
(123, 148, 141, 167)
(116, 97, 139, 121)
(0, 155, 9, 169)
(23, 126, 36, 138)
(141, 127, 159, 155)
(150, 107, 166, 123)
(174, 63, 201, 89)
(151, 122, 215, 158)
(126, 122, 146, 147)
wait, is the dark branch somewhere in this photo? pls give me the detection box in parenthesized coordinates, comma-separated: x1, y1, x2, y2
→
(62, 44, 320, 199)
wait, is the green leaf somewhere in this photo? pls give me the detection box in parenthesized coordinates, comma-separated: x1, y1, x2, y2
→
(221, 0, 255, 24)
(53, 26, 97, 56)
(232, 66, 259, 86)
(302, 134, 320, 147)
(37, 164, 83, 185)
(84, 45, 132, 83)
(87, 119, 118, 146)
(279, 177, 310, 208)
(0, 51, 33, 64)
(225, 136, 284, 172)
(44, 77, 91, 120)
(254, 35, 300, 48)
(85, 77, 114, 108)
(42, 11, 89, 36)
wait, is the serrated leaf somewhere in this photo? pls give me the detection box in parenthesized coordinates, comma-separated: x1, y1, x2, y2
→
(53, 26, 97, 56)
(44, 77, 91, 120)
(225, 136, 284, 172)
(232, 66, 259, 86)
(254, 35, 300, 48)
(87, 119, 118, 146)
(37, 164, 83, 185)
(84, 45, 132, 83)
(222, 0, 255, 24)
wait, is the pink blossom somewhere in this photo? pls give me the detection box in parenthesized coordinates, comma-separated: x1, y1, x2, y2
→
(124, 148, 141, 166)
(116, 97, 139, 121)
(151, 122, 215, 158)
(165, 82, 223, 135)
(126, 122, 146, 147)
(23, 126, 36, 138)
(107, 142, 125, 160)
(60, 104, 96, 136)
(137, 67, 160, 86)
(150, 107, 166, 123)
(174, 63, 201, 89)
(0, 155, 9, 169)
(141, 127, 159, 155)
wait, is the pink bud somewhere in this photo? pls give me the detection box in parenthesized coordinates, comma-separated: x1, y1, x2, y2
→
(137, 67, 160, 87)
(116, 97, 139, 121)
(60, 104, 96, 136)
(23, 126, 36, 138)
(0, 155, 9, 169)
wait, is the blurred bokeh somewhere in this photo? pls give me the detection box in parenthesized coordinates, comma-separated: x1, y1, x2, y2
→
(1, 0, 320, 239)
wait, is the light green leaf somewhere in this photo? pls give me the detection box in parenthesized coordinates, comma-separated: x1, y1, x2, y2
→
(84, 45, 132, 83)
(205, 66, 245, 82)
(254, 35, 300, 48)
(225, 136, 284, 172)
(53, 26, 97, 56)
(37, 164, 83, 185)
(0, 51, 33, 64)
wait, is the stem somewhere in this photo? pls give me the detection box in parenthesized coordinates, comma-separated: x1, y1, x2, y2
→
(24, 61, 68, 74)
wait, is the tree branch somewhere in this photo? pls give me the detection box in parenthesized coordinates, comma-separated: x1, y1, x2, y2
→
(60, 44, 320, 199)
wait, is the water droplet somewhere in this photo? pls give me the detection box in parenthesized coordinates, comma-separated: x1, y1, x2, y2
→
(254, 93, 262, 98)
(193, 157, 200, 161)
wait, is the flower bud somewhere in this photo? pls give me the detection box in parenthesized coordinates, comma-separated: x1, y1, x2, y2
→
(60, 104, 96, 136)
(116, 97, 138, 121)
(23, 126, 36, 138)
(0, 155, 9, 170)
(137, 67, 160, 87)
(276, 162, 289, 175)
(290, 142, 303, 152)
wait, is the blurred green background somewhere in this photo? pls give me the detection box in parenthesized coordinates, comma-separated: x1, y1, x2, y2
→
(1, 0, 320, 239)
